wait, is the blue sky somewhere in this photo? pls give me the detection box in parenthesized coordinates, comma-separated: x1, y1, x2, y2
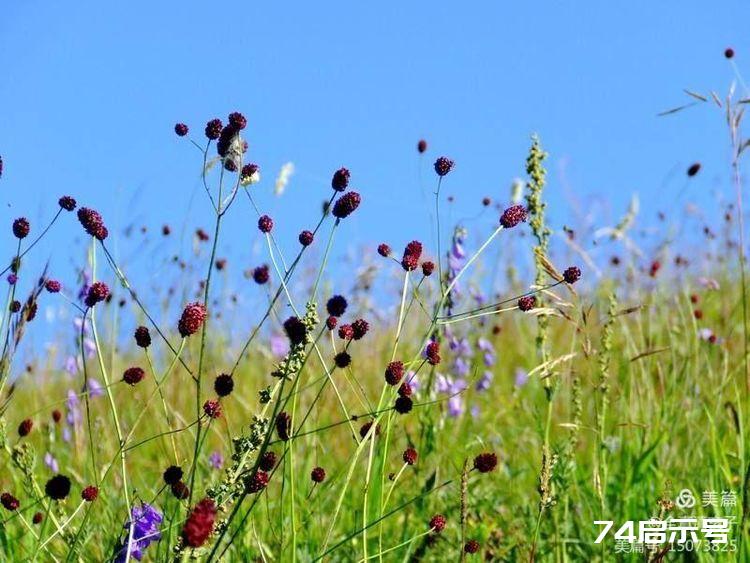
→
(0, 1, 748, 281)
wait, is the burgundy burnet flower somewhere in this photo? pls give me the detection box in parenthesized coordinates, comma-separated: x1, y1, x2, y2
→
(81, 486, 99, 502)
(464, 540, 480, 554)
(725, 47, 735, 59)
(227, 111, 247, 130)
(33, 512, 43, 524)
(500, 205, 528, 229)
(214, 373, 234, 397)
(45, 279, 61, 293)
(338, 324, 354, 340)
(334, 351, 351, 368)
(247, 470, 269, 493)
(259, 451, 277, 471)
(7, 274, 17, 286)
(217, 123, 239, 158)
(203, 399, 222, 419)
(563, 266, 581, 285)
(326, 295, 348, 317)
(298, 230, 314, 246)
(473, 452, 498, 473)
(134, 326, 151, 348)
(1, 492, 19, 511)
(417, 139, 427, 154)
(325, 316, 338, 330)
(687, 162, 701, 177)
(12, 217, 30, 239)
(385, 361, 404, 386)
(401, 240, 423, 271)
(351, 318, 369, 340)
(332, 191, 361, 219)
(163, 465, 183, 486)
(398, 381, 412, 397)
(310, 467, 326, 483)
(276, 412, 292, 441)
(204, 118, 223, 140)
(283, 316, 308, 346)
(258, 215, 273, 233)
(58, 196, 77, 211)
(434, 156, 454, 177)
(331, 167, 350, 192)
(77, 207, 108, 240)
(421, 261, 435, 277)
(123, 366, 145, 385)
(178, 302, 207, 337)
(174, 123, 189, 136)
(182, 498, 217, 548)
(45, 474, 71, 500)
(85, 282, 110, 307)
(429, 514, 446, 533)
(377, 243, 391, 257)
(9, 300, 20, 313)
(18, 418, 33, 437)
(52, 409, 62, 423)
(394, 396, 413, 414)
(403, 447, 418, 465)
(425, 340, 441, 365)
(359, 420, 380, 439)
(171, 481, 190, 500)
(252, 265, 270, 285)
(518, 295, 537, 312)
(241, 163, 259, 183)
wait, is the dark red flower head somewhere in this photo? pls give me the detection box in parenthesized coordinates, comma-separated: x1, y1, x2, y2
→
(359, 420, 380, 439)
(326, 294, 348, 317)
(58, 196, 77, 211)
(52, 409, 62, 423)
(228, 112, 247, 130)
(247, 470, 269, 493)
(464, 540, 480, 554)
(687, 162, 701, 177)
(45, 474, 71, 500)
(1, 492, 19, 511)
(332, 191, 361, 219)
(203, 399, 222, 418)
(33, 512, 43, 524)
(178, 302, 207, 337)
(403, 447, 418, 465)
(473, 452, 498, 473)
(562, 266, 581, 285)
(394, 396, 413, 414)
(398, 381, 412, 397)
(204, 118, 223, 140)
(377, 243, 392, 257)
(518, 295, 537, 312)
(134, 326, 151, 348)
(283, 316, 308, 346)
(258, 215, 273, 233)
(298, 230, 314, 246)
(421, 261, 435, 277)
(12, 217, 30, 239)
(276, 412, 292, 441)
(123, 366, 145, 385)
(77, 208, 108, 240)
(45, 279, 61, 293)
(425, 340, 441, 365)
(417, 139, 427, 153)
(401, 240, 423, 271)
(174, 123, 189, 136)
(725, 47, 735, 59)
(500, 205, 528, 229)
(163, 465, 183, 485)
(253, 265, 270, 285)
(18, 418, 33, 437)
(334, 351, 352, 368)
(385, 361, 404, 386)
(85, 282, 110, 307)
(351, 318, 369, 340)
(182, 498, 217, 547)
(171, 481, 190, 500)
(310, 466, 326, 483)
(429, 514, 446, 533)
(214, 373, 234, 397)
(331, 167, 350, 192)
(338, 324, 354, 340)
(81, 486, 99, 502)
(325, 316, 338, 330)
(434, 157, 454, 177)
(259, 451, 277, 471)
(241, 163, 259, 183)
(9, 301, 21, 313)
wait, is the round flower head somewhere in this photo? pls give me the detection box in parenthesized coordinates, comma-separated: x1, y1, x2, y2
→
(359, 420, 380, 439)
(351, 318, 369, 340)
(258, 215, 273, 233)
(298, 230, 314, 246)
(7, 274, 17, 286)
(725, 47, 735, 59)
(417, 139, 427, 153)
(174, 123, 189, 136)
(518, 295, 537, 312)
(214, 373, 234, 397)
(247, 470, 269, 493)
(338, 324, 354, 340)
(203, 399, 222, 419)
(45, 279, 61, 293)
(403, 447, 418, 465)
(171, 481, 190, 500)
(429, 514, 446, 533)
(1, 492, 19, 511)
(182, 498, 217, 548)
(377, 243, 391, 257)
(52, 409, 62, 423)
(473, 452, 498, 473)
(58, 196, 77, 211)
(123, 366, 145, 385)
(45, 474, 71, 500)
(252, 265, 270, 285)
(401, 240, 423, 271)
(325, 316, 338, 330)
(421, 261, 435, 277)
(276, 412, 292, 441)
(18, 418, 33, 437)
(163, 465, 183, 486)
(178, 302, 207, 337)
(500, 205, 528, 229)
(562, 266, 581, 285)
(687, 162, 701, 177)
(385, 361, 404, 385)
(12, 217, 30, 239)
(310, 466, 326, 483)
(259, 451, 277, 471)
(227, 111, 247, 130)
(425, 340, 441, 365)
(398, 381, 412, 397)
(326, 294, 348, 317)
(283, 316, 307, 346)
(81, 486, 99, 502)
(482, 196, 491, 206)
(331, 167, 350, 192)
(134, 326, 151, 348)
(77, 208, 108, 240)
(334, 351, 352, 368)
(332, 191, 361, 219)
(204, 118, 223, 140)
(434, 156, 454, 177)
(464, 540, 480, 554)
(394, 396, 413, 414)
(85, 282, 110, 307)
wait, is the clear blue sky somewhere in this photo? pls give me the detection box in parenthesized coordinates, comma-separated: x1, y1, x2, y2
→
(1, 1, 748, 276)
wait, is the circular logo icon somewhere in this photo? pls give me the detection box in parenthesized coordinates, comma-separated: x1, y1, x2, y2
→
(675, 489, 696, 508)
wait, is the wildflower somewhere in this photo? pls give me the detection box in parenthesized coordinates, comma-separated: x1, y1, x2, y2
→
(482, 197, 491, 206)
(500, 205, 528, 229)
(18, 418, 33, 437)
(227, 111, 247, 130)
(401, 240, 423, 271)
(203, 399, 222, 418)
(247, 471, 270, 493)
(394, 396, 413, 414)
(123, 366, 145, 385)
(326, 294, 348, 317)
(464, 540, 480, 554)
(385, 361, 404, 385)
(351, 318, 369, 340)
(258, 215, 273, 233)
(434, 156, 454, 176)
(84, 282, 109, 307)
(417, 139, 427, 153)
(311, 467, 326, 483)
(473, 452, 498, 473)
(283, 316, 308, 346)
(563, 266, 581, 284)
(77, 207, 108, 241)
(45, 279, 61, 293)
(326, 316, 338, 330)
(174, 123, 189, 136)
(58, 196, 77, 211)
(86, 378, 104, 397)
(131, 326, 151, 348)
(429, 514, 446, 533)
(359, 421, 379, 439)
(725, 47, 735, 59)
(181, 498, 217, 548)
(334, 351, 351, 368)
(33, 512, 43, 524)
(171, 481, 190, 500)
(398, 381, 412, 397)
(114, 503, 163, 562)
(331, 167, 350, 191)
(178, 302, 207, 337)
(204, 118, 223, 140)
(196, 228, 210, 241)
(687, 162, 701, 177)
(241, 163, 260, 185)
(52, 409, 62, 423)
(81, 486, 98, 502)
(518, 295, 536, 312)
(44, 452, 59, 472)
(259, 451, 277, 471)
(12, 217, 30, 239)
(1, 493, 19, 511)
(9, 300, 20, 313)
(403, 448, 418, 465)
(332, 191, 361, 219)
(45, 474, 71, 500)
(377, 243, 391, 257)
(338, 323, 354, 340)
(252, 264, 270, 285)
(421, 261, 435, 276)
(276, 412, 292, 441)
(649, 260, 661, 278)
(694, 309, 703, 320)
(299, 229, 314, 246)
(163, 465, 183, 486)
(425, 340, 441, 365)
(7, 274, 17, 285)
(214, 373, 234, 397)
(209, 451, 224, 470)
